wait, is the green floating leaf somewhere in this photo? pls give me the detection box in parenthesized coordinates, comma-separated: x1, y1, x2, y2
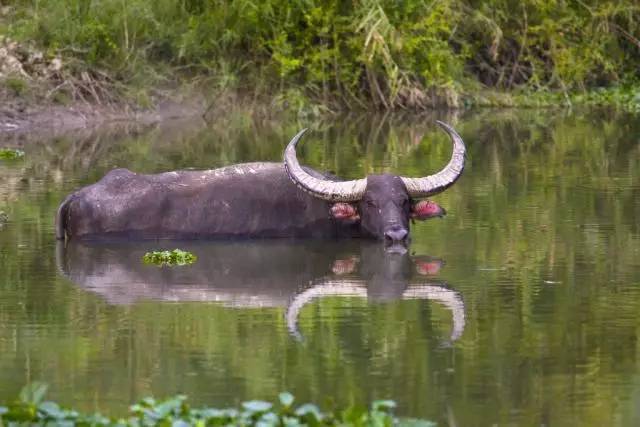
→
(279, 392, 294, 408)
(200, 407, 237, 420)
(143, 249, 197, 266)
(295, 403, 323, 422)
(153, 395, 187, 418)
(282, 416, 301, 427)
(0, 148, 25, 160)
(372, 400, 396, 412)
(398, 418, 437, 427)
(257, 412, 280, 427)
(242, 400, 273, 413)
(38, 401, 64, 419)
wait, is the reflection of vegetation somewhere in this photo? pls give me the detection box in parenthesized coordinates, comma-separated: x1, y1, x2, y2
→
(0, 111, 640, 425)
(0, 211, 7, 228)
(1, 384, 429, 426)
(143, 249, 197, 267)
(0, 148, 24, 160)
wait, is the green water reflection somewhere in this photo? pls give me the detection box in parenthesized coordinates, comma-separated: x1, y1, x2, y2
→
(1, 110, 639, 425)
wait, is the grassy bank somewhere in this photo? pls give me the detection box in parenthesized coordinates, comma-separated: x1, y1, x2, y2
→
(0, 384, 432, 426)
(1, 1, 639, 112)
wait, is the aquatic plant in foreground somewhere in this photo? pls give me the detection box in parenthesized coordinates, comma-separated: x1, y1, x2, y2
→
(143, 249, 197, 266)
(0, 383, 434, 426)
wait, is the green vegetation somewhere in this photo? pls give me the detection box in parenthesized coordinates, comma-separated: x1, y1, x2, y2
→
(0, 211, 7, 228)
(0, 383, 431, 426)
(143, 249, 197, 266)
(0, 148, 25, 160)
(1, 1, 639, 110)
(3, 76, 29, 97)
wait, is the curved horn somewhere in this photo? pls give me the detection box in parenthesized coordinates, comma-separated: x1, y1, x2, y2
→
(284, 129, 367, 202)
(285, 280, 465, 343)
(401, 121, 466, 198)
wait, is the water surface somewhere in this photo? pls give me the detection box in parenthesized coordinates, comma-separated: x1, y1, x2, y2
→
(1, 110, 639, 425)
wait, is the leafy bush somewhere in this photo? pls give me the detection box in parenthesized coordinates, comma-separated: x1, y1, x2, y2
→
(3, 1, 639, 109)
(0, 383, 435, 426)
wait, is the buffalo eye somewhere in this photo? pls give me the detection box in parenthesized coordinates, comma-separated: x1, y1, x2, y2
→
(366, 200, 377, 208)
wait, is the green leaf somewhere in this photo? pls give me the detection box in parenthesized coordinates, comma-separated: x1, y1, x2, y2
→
(279, 392, 294, 408)
(154, 395, 187, 417)
(341, 406, 367, 424)
(283, 416, 301, 427)
(294, 403, 322, 422)
(19, 382, 48, 405)
(4, 402, 37, 422)
(141, 397, 156, 407)
(200, 407, 234, 420)
(372, 400, 396, 412)
(38, 401, 64, 419)
(242, 400, 272, 413)
(257, 411, 280, 427)
(398, 418, 437, 427)
(0, 148, 25, 160)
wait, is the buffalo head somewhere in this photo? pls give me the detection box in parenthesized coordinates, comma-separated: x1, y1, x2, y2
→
(284, 121, 466, 247)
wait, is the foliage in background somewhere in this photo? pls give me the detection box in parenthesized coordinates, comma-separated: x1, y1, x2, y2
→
(0, 383, 432, 426)
(1, 0, 639, 110)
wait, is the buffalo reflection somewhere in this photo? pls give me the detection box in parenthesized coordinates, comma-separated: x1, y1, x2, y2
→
(57, 240, 465, 343)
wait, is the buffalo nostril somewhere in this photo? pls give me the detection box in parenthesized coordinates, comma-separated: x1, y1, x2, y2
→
(384, 228, 408, 243)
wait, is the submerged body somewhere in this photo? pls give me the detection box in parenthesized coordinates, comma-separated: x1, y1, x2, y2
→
(56, 163, 354, 240)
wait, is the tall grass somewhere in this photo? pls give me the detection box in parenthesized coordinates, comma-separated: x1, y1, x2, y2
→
(3, 0, 639, 109)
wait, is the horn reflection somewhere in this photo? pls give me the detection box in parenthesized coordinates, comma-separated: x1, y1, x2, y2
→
(285, 279, 465, 343)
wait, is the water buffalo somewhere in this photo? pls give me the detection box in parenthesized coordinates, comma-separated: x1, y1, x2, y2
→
(55, 121, 465, 246)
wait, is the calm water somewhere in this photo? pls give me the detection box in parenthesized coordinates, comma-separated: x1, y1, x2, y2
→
(1, 110, 639, 425)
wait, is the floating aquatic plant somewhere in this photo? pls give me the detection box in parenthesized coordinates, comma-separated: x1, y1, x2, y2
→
(0, 384, 435, 426)
(143, 249, 197, 266)
(0, 148, 25, 160)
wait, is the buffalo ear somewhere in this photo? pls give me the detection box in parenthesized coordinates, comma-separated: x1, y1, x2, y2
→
(410, 200, 446, 221)
(330, 203, 360, 221)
